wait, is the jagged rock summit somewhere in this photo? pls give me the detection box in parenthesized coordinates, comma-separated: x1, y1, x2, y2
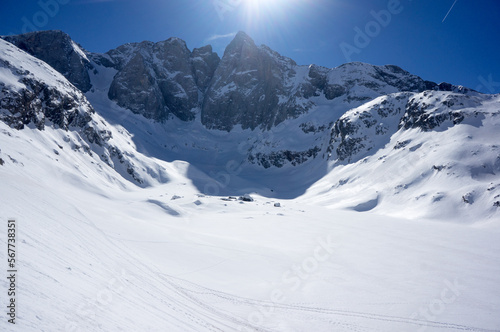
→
(2, 30, 471, 132)
(1, 29, 499, 220)
(105, 37, 220, 121)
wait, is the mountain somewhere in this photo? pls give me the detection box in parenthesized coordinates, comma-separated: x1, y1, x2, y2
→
(1, 30, 499, 221)
(1, 30, 500, 332)
(3, 30, 93, 92)
(0, 37, 170, 186)
(105, 38, 220, 121)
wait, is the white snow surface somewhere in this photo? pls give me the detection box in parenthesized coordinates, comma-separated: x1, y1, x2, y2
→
(1, 120, 499, 332)
(0, 38, 73, 93)
(0, 37, 499, 332)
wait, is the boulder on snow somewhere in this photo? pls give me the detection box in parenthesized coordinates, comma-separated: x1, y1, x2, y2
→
(239, 194, 254, 202)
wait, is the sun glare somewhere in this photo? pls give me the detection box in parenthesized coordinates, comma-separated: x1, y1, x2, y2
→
(244, 0, 269, 14)
(242, 0, 290, 26)
(238, 0, 305, 43)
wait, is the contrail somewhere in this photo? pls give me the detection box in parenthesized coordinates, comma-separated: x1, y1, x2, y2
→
(442, 0, 459, 22)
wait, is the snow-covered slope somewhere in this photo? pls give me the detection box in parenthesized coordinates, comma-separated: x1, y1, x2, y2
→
(1, 32, 500, 332)
(3, 30, 93, 92)
(0, 37, 178, 187)
(309, 90, 500, 220)
(1, 112, 500, 332)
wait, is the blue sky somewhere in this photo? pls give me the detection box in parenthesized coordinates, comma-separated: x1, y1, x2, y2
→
(1, 0, 499, 93)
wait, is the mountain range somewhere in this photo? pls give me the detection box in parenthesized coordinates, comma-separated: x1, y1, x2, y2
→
(1, 30, 498, 220)
(1, 30, 500, 332)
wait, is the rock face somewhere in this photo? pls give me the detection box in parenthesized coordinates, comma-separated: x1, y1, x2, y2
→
(3, 30, 93, 93)
(0, 38, 98, 136)
(398, 92, 479, 131)
(327, 92, 413, 162)
(201, 32, 463, 132)
(0, 38, 147, 184)
(200, 32, 433, 132)
(327, 90, 484, 163)
(106, 38, 220, 121)
(2, 30, 474, 134)
(201, 32, 299, 131)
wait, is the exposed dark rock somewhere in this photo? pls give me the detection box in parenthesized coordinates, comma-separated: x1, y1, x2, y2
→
(191, 45, 220, 92)
(0, 38, 149, 184)
(300, 122, 331, 134)
(0, 51, 100, 144)
(399, 94, 466, 131)
(3, 30, 93, 92)
(394, 140, 412, 149)
(249, 146, 321, 168)
(239, 194, 254, 202)
(202, 31, 300, 131)
(462, 192, 474, 204)
(107, 38, 220, 122)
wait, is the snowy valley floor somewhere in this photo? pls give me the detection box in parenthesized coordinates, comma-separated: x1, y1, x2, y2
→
(1, 146, 500, 332)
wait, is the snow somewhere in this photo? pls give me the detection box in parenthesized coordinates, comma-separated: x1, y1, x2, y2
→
(0, 38, 73, 94)
(0, 67, 25, 91)
(1, 35, 500, 332)
(1, 121, 500, 331)
(71, 40, 90, 62)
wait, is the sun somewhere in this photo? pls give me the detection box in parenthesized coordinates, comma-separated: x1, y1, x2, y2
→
(243, 0, 271, 14)
(237, 0, 303, 40)
(244, 0, 288, 11)
(241, 0, 290, 24)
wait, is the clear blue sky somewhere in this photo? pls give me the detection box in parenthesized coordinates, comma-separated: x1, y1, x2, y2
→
(1, 0, 499, 93)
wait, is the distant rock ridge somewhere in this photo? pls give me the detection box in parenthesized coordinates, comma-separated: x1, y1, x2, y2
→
(2, 30, 474, 133)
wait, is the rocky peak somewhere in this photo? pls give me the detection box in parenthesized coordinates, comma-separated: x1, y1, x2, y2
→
(201, 33, 300, 131)
(223, 31, 256, 56)
(2, 30, 481, 136)
(2, 30, 93, 92)
(107, 39, 200, 121)
(191, 45, 220, 91)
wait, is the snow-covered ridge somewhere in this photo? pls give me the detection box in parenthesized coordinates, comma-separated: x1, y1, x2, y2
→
(1, 30, 499, 221)
(0, 37, 171, 187)
(1, 29, 500, 332)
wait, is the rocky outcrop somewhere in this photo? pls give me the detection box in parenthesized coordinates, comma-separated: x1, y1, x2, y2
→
(398, 92, 481, 131)
(0, 38, 148, 183)
(201, 32, 300, 131)
(327, 90, 485, 163)
(0, 74, 90, 131)
(327, 93, 412, 162)
(106, 38, 220, 122)
(3, 30, 93, 92)
(248, 147, 322, 168)
(0, 39, 100, 140)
